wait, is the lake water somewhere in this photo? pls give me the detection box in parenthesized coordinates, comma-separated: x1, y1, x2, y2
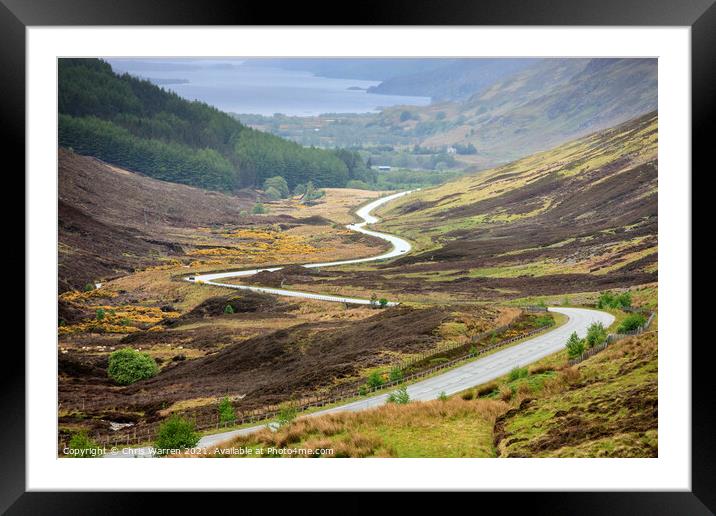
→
(106, 58, 431, 116)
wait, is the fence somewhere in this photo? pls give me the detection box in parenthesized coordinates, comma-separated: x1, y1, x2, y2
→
(568, 311, 655, 366)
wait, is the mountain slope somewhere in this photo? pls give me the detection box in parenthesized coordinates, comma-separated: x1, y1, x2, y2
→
(367, 59, 538, 101)
(379, 58, 657, 168)
(58, 59, 350, 191)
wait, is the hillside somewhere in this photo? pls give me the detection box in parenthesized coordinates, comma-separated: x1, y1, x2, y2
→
(366, 59, 538, 101)
(378, 58, 657, 167)
(57, 148, 256, 291)
(58, 59, 353, 191)
(266, 112, 657, 304)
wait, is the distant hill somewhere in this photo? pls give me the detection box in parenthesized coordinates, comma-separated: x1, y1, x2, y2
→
(58, 59, 351, 191)
(248, 58, 450, 82)
(378, 58, 657, 168)
(367, 59, 538, 101)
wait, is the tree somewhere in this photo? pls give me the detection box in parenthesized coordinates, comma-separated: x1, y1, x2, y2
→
(565, 331, 585, 360)
(387, 386, 410, 404)
(367, 371, 384, 389)
(107, 347, 159, 385)
(218, 396, 235, 425)
(263, 176, 289, 198)
(388, 367, 403, 383)
(379, 298, 389, 308)
(276, 402, 298, 427)
(264, 186, 282, 201)
(223, 304, 235, 314)
(154, 415, 199, 455)
(585, 322, 607, 348)
(95, 308, 106, 321)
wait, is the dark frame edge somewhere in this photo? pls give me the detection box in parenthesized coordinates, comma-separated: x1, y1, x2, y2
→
(0, 1, 26, 514)
(5, 0, 712, 513)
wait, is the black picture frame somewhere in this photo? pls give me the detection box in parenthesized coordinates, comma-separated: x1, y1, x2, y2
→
(5, 0, 709, 512)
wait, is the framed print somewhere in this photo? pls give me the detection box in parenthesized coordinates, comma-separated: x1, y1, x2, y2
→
(6, 0, 711, 511)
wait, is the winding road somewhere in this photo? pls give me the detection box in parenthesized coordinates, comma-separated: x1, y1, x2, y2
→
(106, 191, 614, 457)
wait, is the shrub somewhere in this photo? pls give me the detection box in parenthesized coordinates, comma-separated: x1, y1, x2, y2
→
(252, 203, 268, 214)
(534, 315, 554, 328)
(379, 298, 389, 308)
(264, 186, 282, 201)
(565, 331, 586, 360)
(346, 179, 371, 189)
(618, 313, 647, 333)
(67, 430, 102, 458)
(239, 210, 249, 217)
(84, 283, 95, 292)
(367, 371, 384, 389)
(438, 391, 448, 401)
(358, 385, 368, 396)
(154, 415, 199, 455)
(508, 366, 529, 382)
(293, 183, 307, 196)
(95, 308, 105, 321)
(276, 402, 298, 427)
(585, 322, 607, 348)
(597, 290, 633, 310)
(388, 367, 403, 383)
(387, 386, 410, 404)
(107, 347, 159, 385)
(223, 304, 235, 314)
(263, 176, 289, 198)
(461, 390, 475, 400)
(475, 381, 499, 397)
(218, 396, 235, 425)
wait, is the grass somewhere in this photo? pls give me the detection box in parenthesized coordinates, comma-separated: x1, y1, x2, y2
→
(202, 397, 508, 458)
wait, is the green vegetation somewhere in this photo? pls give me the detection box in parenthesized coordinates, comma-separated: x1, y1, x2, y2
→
(95, 308, 105, 321)
(107, 347, 159, 385)
(596, 291, 632, 310)
(154, 415, 199, 455)
(83, 283, 94, 292)
(67, 430, 102, 458)
(617, 313, 647, 333)
(367, 371, 385, 389)
(301, 181, 326, 204)
(387, 386, 410, 404)
(565, 331, 586, 360)
(275, 402, 298, 428)
(379, 298, 389, 308)
(508, 367, 529, 382)
(388, 367, 403, 383)
(263, 176, 290, 198)
(585, 322, 607, 348)
(218, 397, 236, 425)
(438, 391, 449, 401)
(58, 59, 351, 191)
(223, 304, 235, 314)
(251, 203, 268, 215)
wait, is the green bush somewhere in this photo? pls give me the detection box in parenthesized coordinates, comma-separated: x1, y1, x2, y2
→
(223, 304, 235, 314)
(508, 367, 529, 382)
(95, 308, 105, 321)
(276, 402, 298, 427)
(597, 290, 633, 310)
(263, 176, 289, 198)
(379, 298, 389, 308)
(388, 367, 403, 383)
(239, 210, 249, 217)
(438, 391, 448, 401)
(218, 396, 235, 425)
(252, 203, 268, 214)
(107, 347, 159, 385)
(67, 430, 102, 458)
(585, 322, 607, 348)
(565, 331, 586, 360)
(367, 371, 384, 389)
(387, 386, 410, 404)
(154, 415, 199, 455)
(534, 315, 555, 327)
(84, 283, 95, 292)
(617, 313, 647, 333)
